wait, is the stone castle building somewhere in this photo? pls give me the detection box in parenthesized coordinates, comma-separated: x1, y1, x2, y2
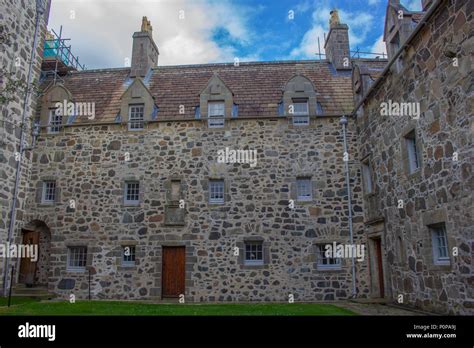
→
(0, 0, 472, 315)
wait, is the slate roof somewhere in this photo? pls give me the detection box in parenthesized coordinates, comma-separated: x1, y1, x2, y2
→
(40, 59, 387, 124)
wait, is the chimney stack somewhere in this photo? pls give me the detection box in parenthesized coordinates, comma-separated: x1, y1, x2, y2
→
(324, 9, 351, 70)
(130, 16, 159, 77)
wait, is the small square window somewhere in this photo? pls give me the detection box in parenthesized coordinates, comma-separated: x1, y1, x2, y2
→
(48, 109, 62, 133)
(124, 181, 140, 204)
(122, 245, 136, 266)
(430, 224, 450, 265)
(244, 242, 263, 265)
(67, 246, 87, 271)
(128, 104, 144, 130)
(317, 244, 342, 270)
(296, 178, 312, 201)
(362, 161, 373, 194)
(292, 100, 309, 126)
(42, 181, 56, 203)
(405, 130, 419, 174)
(208, 102, 225, 128)
(209, 180, 224, 204)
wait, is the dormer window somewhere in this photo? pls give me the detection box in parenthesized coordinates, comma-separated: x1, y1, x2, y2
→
(292, 99, 309, 126)
(283, 75, 317, 126)
(128, 104, 144, 130)
(48, 109, 62, 133)
(208, 101, 225, 128)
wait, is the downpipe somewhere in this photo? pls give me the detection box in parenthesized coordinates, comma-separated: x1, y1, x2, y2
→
(340, 115, 357, 298)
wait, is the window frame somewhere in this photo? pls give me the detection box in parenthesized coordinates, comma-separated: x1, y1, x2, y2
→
(361, 160, 373, 194)
(292, 100, 309, 126)
(208, 101, 225, 128)
(296, 177, 312, 201)
(405, 130, 420, 174)
(128, 104, 145, 131)
(124, 181, 140, 205)
(121, 245, 136, 267)
(430, 224, 450, 266)
(316, 244, 342, 270)
(209, 179, 225, 204)
(41, 180, 56, 203)
(47, 108, 62, 133)
(67, 246, 87, 271)
(244, 241, 264, 266)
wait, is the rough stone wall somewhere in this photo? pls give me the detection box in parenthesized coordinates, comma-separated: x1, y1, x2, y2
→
(357, 0, 473, 314)
(25, 117, 370, 301)
(0, 0, 48, 289)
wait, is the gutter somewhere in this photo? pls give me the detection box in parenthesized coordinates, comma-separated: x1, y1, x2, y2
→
(2, 0, 44, 296)
(351, 0, 443, 117)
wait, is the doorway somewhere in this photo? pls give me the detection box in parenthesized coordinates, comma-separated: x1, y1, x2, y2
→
(161, 246, 185, 298)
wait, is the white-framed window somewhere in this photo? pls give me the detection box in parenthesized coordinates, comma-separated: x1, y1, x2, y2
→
(291, 100, 309, 126)
(430, 224, 450, 265)
(405, 130, 419, 174)
(209, 179, 224, 204)
(48, 109, 62, 133)
(317, 244, 342, 270)
(42, 180, 56, 203)
(244, 241, 264, 265)
(124, 181, 140, 204)
(67, 246, 87, 271)
(362, 161, 373, 194)
(296, 177, 312, 201)
(128, 104, 144, 130)
(122, 245, 136, 266)
(208, 101, 225, 128)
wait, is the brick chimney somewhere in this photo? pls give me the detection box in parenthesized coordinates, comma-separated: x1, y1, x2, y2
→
(324, 9, 351, 70)
(130, 16, 159, 77)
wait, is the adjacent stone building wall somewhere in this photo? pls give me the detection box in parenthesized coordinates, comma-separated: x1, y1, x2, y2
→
(0, 0, 49, 289)
(25, 116, 370, 301)
(356, 0, 473, 314)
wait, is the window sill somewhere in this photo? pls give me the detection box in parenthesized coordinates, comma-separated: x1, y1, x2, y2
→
(118, 265, 137, 271)
(65, 268, 86, 273)
(316, 266, 343, 272)
(407, 169, 422, 180)
(240, 264, 268, 270)
(123, 202, 141, 207)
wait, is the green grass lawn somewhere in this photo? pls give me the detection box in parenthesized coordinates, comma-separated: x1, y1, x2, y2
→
(0, 299, 356, 316)
(0, 296, 40, 307)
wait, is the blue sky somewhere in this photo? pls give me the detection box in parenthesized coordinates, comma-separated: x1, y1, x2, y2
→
(48, 0, 422, 69)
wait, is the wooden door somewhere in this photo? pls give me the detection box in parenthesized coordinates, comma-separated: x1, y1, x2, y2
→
(19, 230, 40, 285)
(374, 238, 385, 298)
(162, 246, 185, 298)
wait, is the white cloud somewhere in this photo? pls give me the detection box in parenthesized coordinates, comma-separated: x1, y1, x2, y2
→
(290, 5, 374, 59)
(370, 35, 387, 56)
(48, 0, 257, 68)
(368, 0, 381, 5)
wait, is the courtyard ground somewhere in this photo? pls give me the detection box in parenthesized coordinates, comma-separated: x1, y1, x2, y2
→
(0, 297, 425, 316)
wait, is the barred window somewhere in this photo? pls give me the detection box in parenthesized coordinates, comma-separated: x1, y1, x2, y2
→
(48, 109, 62, 133)
(42, 181, 56, 203)
(67, 246, 87, 270)
(122, 245, 136, 266)
(208, 102, 225, 128)
(128, 104, 144, 130)
(125, 181, 140, 204)
(297, 178, 312, 201)
(209, 180, 224, 204)
(244, 242, 263, 265)
(317, 244, 342, 270)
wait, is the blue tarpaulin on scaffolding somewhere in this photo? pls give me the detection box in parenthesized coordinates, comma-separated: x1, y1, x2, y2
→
(43, 39, 70, 65)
